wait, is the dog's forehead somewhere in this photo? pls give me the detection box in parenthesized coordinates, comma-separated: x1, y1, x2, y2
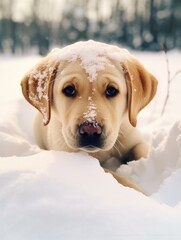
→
(51, 40, 129, 82)
(57, 60, 125, 87)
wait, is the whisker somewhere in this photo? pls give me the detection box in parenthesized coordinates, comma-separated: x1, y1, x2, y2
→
(113, 144, 121, 156)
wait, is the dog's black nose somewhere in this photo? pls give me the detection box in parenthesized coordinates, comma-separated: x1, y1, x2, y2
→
(78, 121, 103, 149)
(79, 121, 102, 135)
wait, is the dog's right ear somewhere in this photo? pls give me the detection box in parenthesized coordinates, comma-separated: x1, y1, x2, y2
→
(21, 54, 59, 125)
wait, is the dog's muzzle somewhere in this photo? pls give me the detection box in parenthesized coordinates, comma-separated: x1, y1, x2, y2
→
(78, 121, 103, 150)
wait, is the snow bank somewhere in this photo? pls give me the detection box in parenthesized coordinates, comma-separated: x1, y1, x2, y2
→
(117, 121, 181, 197)
(0, 50, 181, 239)
(1, 151, 181, 240)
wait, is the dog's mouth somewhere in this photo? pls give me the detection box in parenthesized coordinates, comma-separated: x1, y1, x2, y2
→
(79, 145, 102, 153)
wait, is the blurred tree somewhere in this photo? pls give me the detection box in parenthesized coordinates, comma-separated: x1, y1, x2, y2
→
(29, 0, 51, 55)
(58, 0, 89, 45)
(150, 0, 158, 45)
(0, 0, 4, 52)
(0, 0, 16, 53)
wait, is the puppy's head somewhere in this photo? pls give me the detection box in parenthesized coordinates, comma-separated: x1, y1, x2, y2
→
(21, 41, 157, 152)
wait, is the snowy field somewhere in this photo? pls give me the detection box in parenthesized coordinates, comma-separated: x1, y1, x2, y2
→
(0, 49, 181, 239)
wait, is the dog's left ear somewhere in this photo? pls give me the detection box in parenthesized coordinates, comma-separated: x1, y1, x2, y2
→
(122, 57, 158, 127)
(21, 55, 59, 125)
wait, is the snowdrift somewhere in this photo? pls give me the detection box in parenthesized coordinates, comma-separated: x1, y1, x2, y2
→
(0, 51, 181, 239)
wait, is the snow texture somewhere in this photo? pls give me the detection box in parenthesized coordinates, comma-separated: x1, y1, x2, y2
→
(51, 40, 129, 81)
(83, 97, 97, 122)
(28, 64, 56, 125)
(0, 49, 181, 239)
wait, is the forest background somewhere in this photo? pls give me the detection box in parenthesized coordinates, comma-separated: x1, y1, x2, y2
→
(0, 0, 180, 56)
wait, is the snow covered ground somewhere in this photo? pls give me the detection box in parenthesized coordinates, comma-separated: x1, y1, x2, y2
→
(0, 49, 181, 239)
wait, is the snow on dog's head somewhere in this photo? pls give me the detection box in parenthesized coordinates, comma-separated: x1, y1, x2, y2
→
(50, 40, 129, 82)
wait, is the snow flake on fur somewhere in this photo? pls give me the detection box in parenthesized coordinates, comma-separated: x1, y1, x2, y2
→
(51, 40, 129, 82)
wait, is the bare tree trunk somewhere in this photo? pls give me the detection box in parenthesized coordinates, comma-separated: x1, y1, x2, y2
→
(150, 0, 158, 44)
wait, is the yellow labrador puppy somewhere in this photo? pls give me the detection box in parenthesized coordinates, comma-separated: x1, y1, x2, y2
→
(21, 40, 158, 192)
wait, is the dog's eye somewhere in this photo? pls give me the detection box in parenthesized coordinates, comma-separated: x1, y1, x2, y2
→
(105, 86, 119, 98)
(63, 85, 77, 97)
